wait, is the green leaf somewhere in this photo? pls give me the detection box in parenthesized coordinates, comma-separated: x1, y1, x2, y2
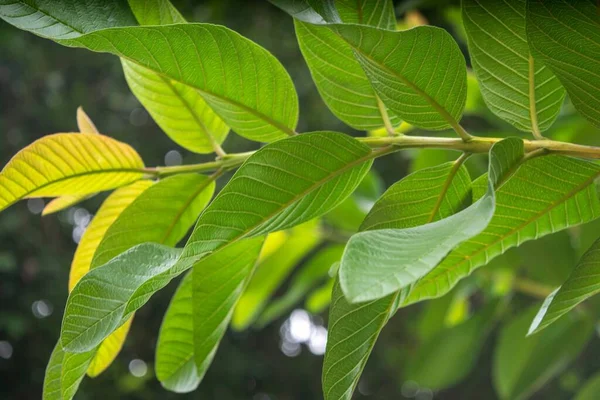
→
(493, 305, 593, 400)
(462, 0, 565, 133)
(43, 343, 95, 400)
(322, 155, 474, 400)
(404, 155, 600, 306)
(257, 244, 345, 327)
(192, 238, 264, 383)
(575, 372, 600, 400)
(155, 272, 199, 393)
(179, 131, 374, 265)
(60, 243, 183, 352)
(405, 299, 501, 390)
(331, 24, 467, 131)
(54, 24, 298, 142)
(527, 0, 600, 128)
(292, 0, 401, 130)
(0, 133, 145, 214)
(91, 173, 215, 268)
(124, 0, 229, 154)
(340, 138, 527, 303)
(305, 278, 335, 314)
(232, 220, 322, 330)
(0, 0, 136, 39)
(529, 237, 600, 334)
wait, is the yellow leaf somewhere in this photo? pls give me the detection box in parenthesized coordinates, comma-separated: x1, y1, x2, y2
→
(258, 230, 288, 262)
(69, 180, 152, 291)
(0, 133, 146, 213)
(42, 194, 93, 216)
(86, 317, 133, 378)
(76, 107, 99, 134)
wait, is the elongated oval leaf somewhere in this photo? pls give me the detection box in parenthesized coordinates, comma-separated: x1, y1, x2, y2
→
(332, 24, 467, 131)
(43, 343, 95, 400)
(322, 156, 474, 400)
(124, 0, 229, 154)
(404, 155, 600, 306)
(340, 138, 525, 303)
(91, 173, 215, 268)
(57, 24, 298, 142)
(493, 305, 593, 400)
(156, 271, 198, 393)
(232, 220, 321, 330)
(76, 107, 99, 134)
(0, 0, 136, 39)
(86, 317, 132, 378)
(529, 237, 600, 334)
(527, 0, 600, 128)
(0, 133, 145, 213)
(463, 0, 565, 133)
(293, 0, 401, 130)
(42, 194, 94, 216)
(69, 180, 153, 290)
(180, 131, 374, 264)
(191, 239, 264, 385)
(60, 243, 183, 353)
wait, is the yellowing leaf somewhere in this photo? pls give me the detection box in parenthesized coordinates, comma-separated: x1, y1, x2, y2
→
(42, 194, 93, 216)
(86, 317, 133, 377)
(69, 180, 152, 291)
(76, 107, 99, 134)
(258, 230, 288, 262)
(0, 133, 146, 213)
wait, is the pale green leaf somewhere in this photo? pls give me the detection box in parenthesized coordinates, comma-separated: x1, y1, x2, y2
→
(493, 305, 593, 400)
(292, 0, 401, 130)
(124, 0, 229, 154)
(55, 24, 298, 142)
(340, 138, 526, 303)
(76, 106, 99, 134)
(0, 0, 136, 39)
(192, 238, 264, 383)
(60, 243, 183, 352)
(179, 131, 374, 265)
(257, 244, 345, 327)
(529, 237, 600, 334)
(43, 343, 95, 400)
(527, 0, 600, 128)
(305, 278, 334, 314)
(91, 173, 215, 268)
(232, 220, 321, 330)
(404, 155, 600, 306)
(0, 133, 145, 214)
(463, 0, 565, 133)
(322, 154, 474, 400)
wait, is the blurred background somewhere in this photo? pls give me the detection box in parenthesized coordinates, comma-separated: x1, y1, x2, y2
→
(1, 1, 600, 399)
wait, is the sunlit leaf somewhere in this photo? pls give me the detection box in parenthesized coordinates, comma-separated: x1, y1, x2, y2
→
(258, 244, 345, 327)
(529, 237, 600, 334)
(69, 181, 152, 291)
(463, 0, 565, 134)
(86, 318, 132, 378)
(76, 106, 99, 134)
(305, 278, 335, 314)
(292, 0, 401, 130)
(493, 305, 593, 400)
(232, 220, 321, 330)
(0, 133, 145, 213)
(43, 343, 95, 400)
(42, 194, 94, 216)
(527, 0, 600, 128)
(124, 0, 229, 154)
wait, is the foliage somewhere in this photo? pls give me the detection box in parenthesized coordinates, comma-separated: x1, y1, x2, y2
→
(1, 0, 600, 399)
